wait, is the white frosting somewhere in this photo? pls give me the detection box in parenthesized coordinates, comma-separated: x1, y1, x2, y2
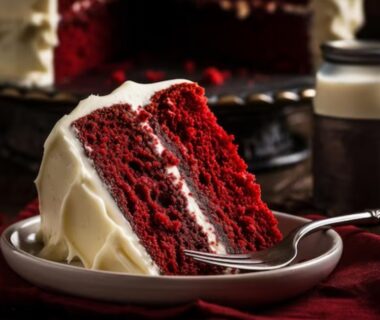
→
(0, 0, 59, 86)
(310, 0, 364, 68)
(36, 79, 225, 275)
(315, 62, 380, 119)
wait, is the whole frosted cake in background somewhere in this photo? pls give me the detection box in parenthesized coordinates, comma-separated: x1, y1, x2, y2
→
(0, 0, 123, 86)
(0, 0, 365, 87)
(36, 80, 282, 275)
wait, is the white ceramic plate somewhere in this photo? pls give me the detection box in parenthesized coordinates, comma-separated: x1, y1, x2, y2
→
(1, 212, 342, 306)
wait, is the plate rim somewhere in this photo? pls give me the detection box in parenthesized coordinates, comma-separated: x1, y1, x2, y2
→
(1, 211, 343, 281)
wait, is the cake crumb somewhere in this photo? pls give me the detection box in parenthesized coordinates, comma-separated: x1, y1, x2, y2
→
(184, 60, 196, 74)
(201, 67, 230, 86)
(145, 70, 166, 82)
(111, 69, 127, 84)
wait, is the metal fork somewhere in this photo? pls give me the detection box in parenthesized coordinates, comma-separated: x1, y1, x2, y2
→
(184, 210, 380, 271)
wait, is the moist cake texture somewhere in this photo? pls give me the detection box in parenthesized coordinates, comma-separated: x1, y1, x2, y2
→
(36, 80, 281, 275)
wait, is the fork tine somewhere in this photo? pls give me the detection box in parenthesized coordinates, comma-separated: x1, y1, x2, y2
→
(183, 249, 251, 259)
(190, 256, 273, 271)
(185, 251, 264, 264)
(184, 249, 264, 263)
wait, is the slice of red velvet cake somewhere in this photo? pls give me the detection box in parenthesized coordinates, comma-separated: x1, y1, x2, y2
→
(36, 79, 281, 275)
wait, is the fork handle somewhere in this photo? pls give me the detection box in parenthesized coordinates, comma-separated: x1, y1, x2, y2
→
(297, 209, 380, 239)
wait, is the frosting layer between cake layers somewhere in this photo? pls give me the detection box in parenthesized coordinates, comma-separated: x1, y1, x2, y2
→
(0, 0, 58, 86)
(36, 79, 226, 275)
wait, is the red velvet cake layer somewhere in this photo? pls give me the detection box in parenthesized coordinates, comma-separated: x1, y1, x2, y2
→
(72, 82, 281, 275)
(146, 84, 282, 252)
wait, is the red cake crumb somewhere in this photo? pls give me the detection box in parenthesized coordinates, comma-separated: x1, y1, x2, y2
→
(111, 69, 127, 84)
(201, 67, 231, 86)
(184, 60, 196, 74)
(144, 70, 166, 82)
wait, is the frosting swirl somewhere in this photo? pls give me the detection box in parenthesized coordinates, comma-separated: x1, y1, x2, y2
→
(0, 0, 58, 86)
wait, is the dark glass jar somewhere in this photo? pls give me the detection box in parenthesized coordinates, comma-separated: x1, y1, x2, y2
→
(313, 40, 380, 215)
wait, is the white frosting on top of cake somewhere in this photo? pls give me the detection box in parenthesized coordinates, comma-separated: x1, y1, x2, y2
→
(310, 0, 364, 68)
(36, 79, 226, 275)
(0, 0, 59, 86)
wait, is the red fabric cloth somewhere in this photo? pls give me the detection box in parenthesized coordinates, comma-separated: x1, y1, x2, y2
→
(1, 202, 380, 319)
